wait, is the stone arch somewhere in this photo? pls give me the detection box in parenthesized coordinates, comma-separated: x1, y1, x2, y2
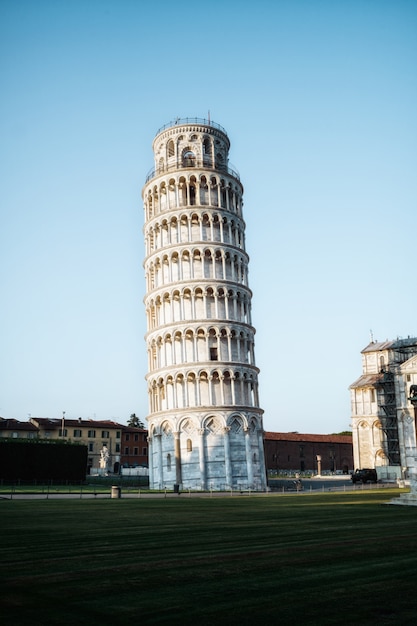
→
(223, 370, 233, 404)
(203, 248, 213, 279)
(199, 175, 209, 205)
(192, 247, 203, 279)
(166, 374, 174, 408)
(194, 287, 204, 318)
(182, 147, 196, 167)
(161, 420, 173, 436)
(181, 248, 191, 281)
(211, 370, 221, 405)
(178, 177, 187, 207)
(375, 449, 388, 466)
(190, 212, 200, 241)
(214, 248, 223, 279)
(178, 415, 198, 434)
(172, 289, 181, 321)
(168, 178, 176, 210)
(201, 212, 210, 240)
(183, 326, 194, 363)
(189, 175, 197, 206)
(206, 286, 215, 318)
(202, 136, 213, 166)
(208, 327, 219, 362)
(203, 414, 224, 433)
(199, 370, 210, 405)
(228, 414, 244, 434)
(210, 176, 219, 206)
(167, 139, 175, 158)
(183, 288, 193, 321)
(175, 372, 185, 408)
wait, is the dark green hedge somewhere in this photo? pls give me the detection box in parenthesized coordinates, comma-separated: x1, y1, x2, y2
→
(0, 440, 88, 481)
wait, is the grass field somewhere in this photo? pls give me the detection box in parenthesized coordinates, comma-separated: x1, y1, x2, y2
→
(1, 490, 416, 625)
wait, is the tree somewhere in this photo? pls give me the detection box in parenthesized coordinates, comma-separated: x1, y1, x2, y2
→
(127, 413, 145, 429)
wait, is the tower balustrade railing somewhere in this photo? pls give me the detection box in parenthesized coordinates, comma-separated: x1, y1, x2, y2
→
(155, 117, 228, 136)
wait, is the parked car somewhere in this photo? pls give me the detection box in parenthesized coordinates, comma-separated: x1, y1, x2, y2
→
(351, 468, 378, 484)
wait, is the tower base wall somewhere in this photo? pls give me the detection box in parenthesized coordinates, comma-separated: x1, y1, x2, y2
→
(148, 409, 267, 491)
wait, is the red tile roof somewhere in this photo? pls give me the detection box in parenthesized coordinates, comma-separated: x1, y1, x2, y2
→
(264, 432, 352, 444)
(30, 418, 125, 429)
(0, 418, 38, 431)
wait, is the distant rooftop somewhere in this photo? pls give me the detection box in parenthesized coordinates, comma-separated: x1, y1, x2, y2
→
(264, 432, 352, 444)
(362, 336, 417, 353)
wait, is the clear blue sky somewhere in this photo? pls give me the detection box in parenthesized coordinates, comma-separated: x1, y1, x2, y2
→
(1, 0, 416, 433)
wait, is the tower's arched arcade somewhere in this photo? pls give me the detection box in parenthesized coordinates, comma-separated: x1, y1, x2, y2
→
(142, 118, 267, 490)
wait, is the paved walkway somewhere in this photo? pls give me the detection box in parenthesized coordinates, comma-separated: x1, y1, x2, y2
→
(1, 483, 396, 501)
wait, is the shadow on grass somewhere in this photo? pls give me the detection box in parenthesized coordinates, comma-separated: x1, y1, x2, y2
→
(1, 490, 416, 625)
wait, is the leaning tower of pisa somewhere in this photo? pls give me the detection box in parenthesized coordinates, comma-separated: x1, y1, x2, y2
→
(142, 117, 267, 491)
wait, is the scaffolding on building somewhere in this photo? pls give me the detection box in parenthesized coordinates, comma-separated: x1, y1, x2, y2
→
(376, 370, 400, 465)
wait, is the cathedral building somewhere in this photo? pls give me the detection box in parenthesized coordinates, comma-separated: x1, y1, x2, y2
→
(142, 118, 267, 491)
(350, 336, 417, 478)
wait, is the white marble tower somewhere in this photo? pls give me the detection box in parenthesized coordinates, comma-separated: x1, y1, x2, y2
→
(142, 118, 267, 491)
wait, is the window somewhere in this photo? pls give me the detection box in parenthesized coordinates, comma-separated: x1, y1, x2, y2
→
(299, 445, 305, 458)
(124, 447, 129, 455)
(12, 432, 18, 438)
(88, 443, 94, 452)
(134, 447, 138, 455)
(59, 429, 68, 437)
(125, 434, 130, 442)
(102, 431, 109, 438)
(115, 443, 120, 453)
(183, 149, 195, 167)
(74, 429, 82, 437)
(143, 447, 147, 456)
(167, 453, 172, 471)
(187, 439, 192, 452)
(134, 434, 139, 441)
(116, 431, 121, 439)
(210, 347, 218, 361)
(370, 388, 375, 402)
(88, 430, 96, 438)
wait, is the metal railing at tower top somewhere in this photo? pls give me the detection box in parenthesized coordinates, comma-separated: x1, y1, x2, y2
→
(145, 160, 240, 183)
(154, 117, 228, 137)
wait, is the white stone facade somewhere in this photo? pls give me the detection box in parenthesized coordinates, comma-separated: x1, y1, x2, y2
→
(142, 118, 267, 491)
(350, 337, 417, 478)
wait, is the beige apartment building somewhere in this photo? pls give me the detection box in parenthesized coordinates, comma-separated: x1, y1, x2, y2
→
(29, 417, 124, 474)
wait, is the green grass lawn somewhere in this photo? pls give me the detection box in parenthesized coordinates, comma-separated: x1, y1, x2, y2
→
(1, 490, 416, 625)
